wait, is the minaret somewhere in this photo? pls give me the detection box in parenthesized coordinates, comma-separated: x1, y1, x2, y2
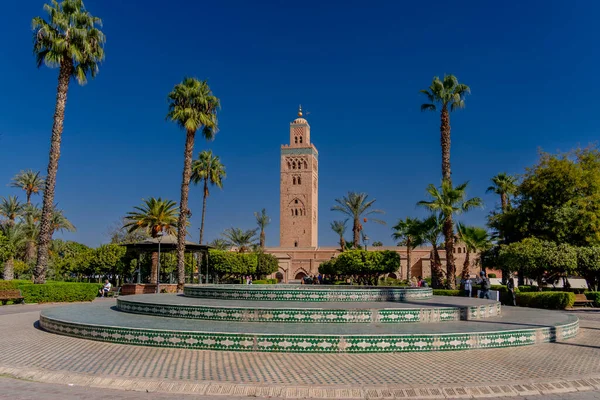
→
(280, 106, 319, 248)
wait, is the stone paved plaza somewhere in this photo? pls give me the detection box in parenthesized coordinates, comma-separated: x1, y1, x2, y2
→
(1, 301, 600, 399)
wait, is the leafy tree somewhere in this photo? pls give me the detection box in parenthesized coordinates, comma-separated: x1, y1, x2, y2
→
(0, 196, 24, 225)
(331, 192, 385, 248)
(330, 220, 348, 251)
(123, 198, 178, 282)
(167, 77, 220, 292)
(10, 170, 45, 204)
(323, 250, 399, 285)
(486, 172, 517, 213)
(499, 238, 545, 286)
(221, 227, 258, 253)
(418, 181, 483, 288)
(577, 246, 600, 291)
(372, 241, 383, 247)
(48, 239, 93, 281)
(256, 251, 278, 277)
(191, 150, 226, 244)
(32, 0, 106, 284)
(420, 214, 445, 287)
(254, 209, 270, 248)
(456, 223, 491, 283)
(208, 250, 257, 281)
(91, 244, 127, 281)
(490, 147, 600, 246)
(420, 75, 470, 183)
(106, 218, 149, 244)
(392, 217, 425, 282)
(22, 214, 40, 264)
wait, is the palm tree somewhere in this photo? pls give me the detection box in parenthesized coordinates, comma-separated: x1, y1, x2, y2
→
(49, 207, 76, 235)
(10, 170, 45, 204)
(486, 173, 517, 212)
(418, 181, 483, 288)
(420, 214, 445, 287)
(191, 150, 226, 244)
(32, 0, 106, 284)
(221, 228, 258, 253)
(22, 213, 40, 264)
(208, 238, 229, 251)
(0, 223, 26, 281)
(456, 223, 491, 283)
(331, 192, 385, 248)
(330, 220, 348, 252)
(0, 196, 24, 225)
(167, 78, 220, 292)
(392, 217, 425, 282)
(254, 209, 270, 248)
(420, 75, 470, 183)
(123, 198, 179, 283)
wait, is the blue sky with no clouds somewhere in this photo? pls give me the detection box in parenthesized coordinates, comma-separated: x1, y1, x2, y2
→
(0, 0, 599, 247)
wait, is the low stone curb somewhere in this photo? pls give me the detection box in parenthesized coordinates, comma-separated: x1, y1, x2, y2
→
(1, 365, 599, 399)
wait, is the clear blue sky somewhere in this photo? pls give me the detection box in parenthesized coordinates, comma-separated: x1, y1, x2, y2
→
(1, 0, 599, 247)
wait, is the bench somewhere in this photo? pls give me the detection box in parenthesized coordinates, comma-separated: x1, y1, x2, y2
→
(105, 286, 121, 298)
(0, 289, 24, 305)
(574, 293, 595, 308)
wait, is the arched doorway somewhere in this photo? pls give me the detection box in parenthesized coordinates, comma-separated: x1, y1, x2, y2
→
(388, 273, 397, 280)
(294, 271, 307, 280)
(275, 271, 284, 283)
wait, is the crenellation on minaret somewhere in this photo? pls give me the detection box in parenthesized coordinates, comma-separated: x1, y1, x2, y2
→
(280, 106, 319, 248)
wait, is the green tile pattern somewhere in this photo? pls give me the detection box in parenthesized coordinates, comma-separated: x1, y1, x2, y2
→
(183, 285, 433, 302)
(117, 298, 501, 323)
(39, 314, 579, 353)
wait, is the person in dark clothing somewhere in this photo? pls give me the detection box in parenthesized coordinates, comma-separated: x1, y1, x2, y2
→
(478, 271, 491, 299)
(507, 275, 517, 306)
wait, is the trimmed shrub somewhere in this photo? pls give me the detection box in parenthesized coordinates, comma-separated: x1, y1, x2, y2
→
(252, 279, 276, 285)
(515, 292, 575, 309)
(517, 285, 537, 292)
(19, 283, 102, 304)
(487, 273, 497, 278)
(0, 280, 32, 290)
(585, 292, 600, 307)
(433, 289, 462, 296)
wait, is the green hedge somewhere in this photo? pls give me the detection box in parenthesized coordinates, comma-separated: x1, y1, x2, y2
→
(515, 292, 575, 309)
(585, 292, 600, 307)
(252, 279, 277, 285)
(433, 289, 462, 296)
(0, 280, 32, 290)
(19, 283, 102, 304)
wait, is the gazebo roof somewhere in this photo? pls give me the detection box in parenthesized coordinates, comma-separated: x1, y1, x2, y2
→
(120, 235, 211, 253)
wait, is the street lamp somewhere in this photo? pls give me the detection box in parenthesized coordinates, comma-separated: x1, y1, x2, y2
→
(156, 230, 164, 294)
(362, 234, 370, 252)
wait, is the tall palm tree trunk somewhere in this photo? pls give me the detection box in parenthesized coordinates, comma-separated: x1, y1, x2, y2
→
(150, 251, 158, 284)
(26, 193, 32, 205)
(339, 236, 345, 252)
(431, 245, 444, 288)
(34, 60, 73, 284)
(25, 241, 36, 265)
(461, 250, 471, 285)
(443, 215, 456, 289)
(406, 239, 412, 282)
(440, 105, 451, 184)
(176, 130, 195, 292)
(260, 229, 265, 248)
(500, 193, 508, 212)
(199, 179, 208, 244)
(353, 218, 360, 248)
(3, 257, 14, 281)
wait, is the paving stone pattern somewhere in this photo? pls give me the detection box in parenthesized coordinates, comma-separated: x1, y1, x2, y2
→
(1, 307, 600, 398)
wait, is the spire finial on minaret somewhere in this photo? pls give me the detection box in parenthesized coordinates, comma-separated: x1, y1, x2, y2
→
(298, 104, 303, 117)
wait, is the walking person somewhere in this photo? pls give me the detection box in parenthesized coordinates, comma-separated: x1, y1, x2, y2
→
(507, 274, 517, 306)
(462, 276, 472, 297)
(478, 271, 491, 299)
